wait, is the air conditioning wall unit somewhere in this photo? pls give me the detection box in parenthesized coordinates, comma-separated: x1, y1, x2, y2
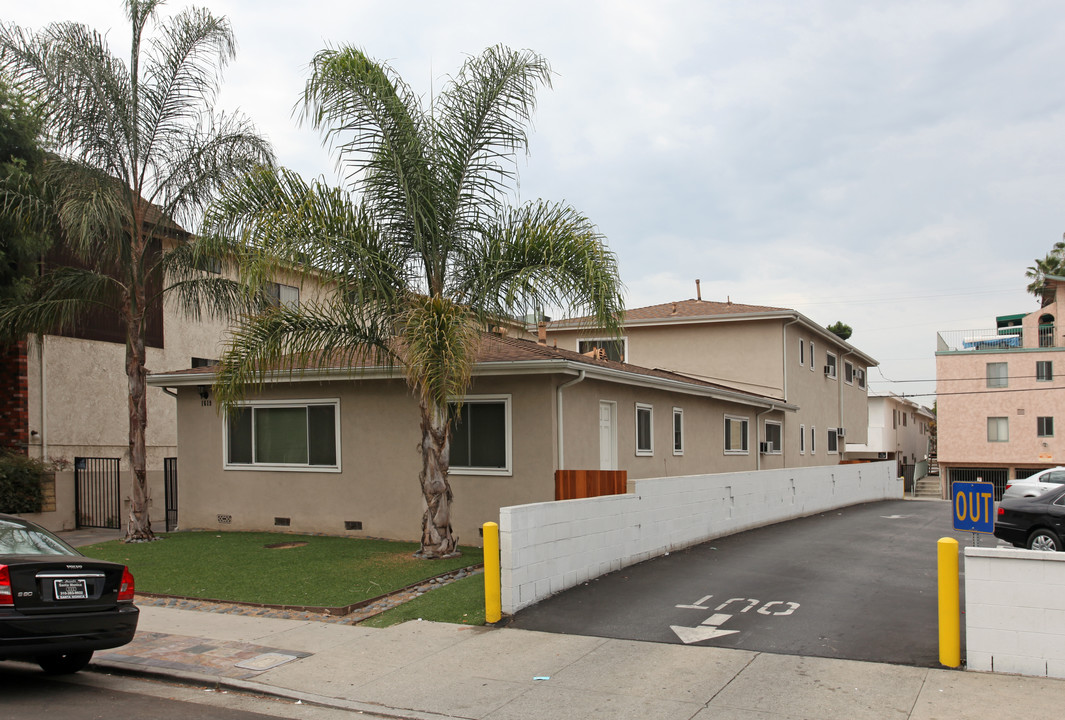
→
(759, 441, 773, 454)
(824, 366, 833, 376)
(837, 427, 845, 437)
(877, 452, 888, 459)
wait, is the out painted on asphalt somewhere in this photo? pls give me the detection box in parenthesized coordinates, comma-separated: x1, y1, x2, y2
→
(670, 595, 801, 644)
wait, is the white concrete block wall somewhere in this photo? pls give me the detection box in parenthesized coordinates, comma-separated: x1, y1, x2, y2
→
(965, 547, 1065, 678)
(500, 461, 899, 614)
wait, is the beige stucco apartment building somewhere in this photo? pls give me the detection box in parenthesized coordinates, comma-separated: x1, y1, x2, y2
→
(545, 297, 877, 468)
(148, 334, 799, 544)
(935, 275, 1065, 497)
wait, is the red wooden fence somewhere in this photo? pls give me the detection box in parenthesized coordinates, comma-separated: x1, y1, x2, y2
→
(554, 469, 628, 501)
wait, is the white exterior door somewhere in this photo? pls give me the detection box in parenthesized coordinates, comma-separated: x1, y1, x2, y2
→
(599, 401, 617, 470)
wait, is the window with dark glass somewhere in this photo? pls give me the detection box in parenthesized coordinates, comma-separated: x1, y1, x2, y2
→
(1037, 361, 1053, 382)
(449, 400, 508, 469)
(226, 402, 338, 468)
(1038, 416, 1055, 437)
(636, 404, 653, 455)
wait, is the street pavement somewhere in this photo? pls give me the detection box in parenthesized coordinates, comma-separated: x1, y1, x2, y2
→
(40, 523, 1065, 719)
(68, 604, 1065, 720)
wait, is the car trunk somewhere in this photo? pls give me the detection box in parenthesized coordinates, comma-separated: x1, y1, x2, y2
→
(5, 557, 125, 614)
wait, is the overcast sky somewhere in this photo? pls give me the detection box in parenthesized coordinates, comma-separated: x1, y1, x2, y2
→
(10, 0, 1065, 404)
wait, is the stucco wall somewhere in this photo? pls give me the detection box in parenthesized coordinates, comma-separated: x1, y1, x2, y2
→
(936, 348, 1065, 469)
(499, 460, 899, 614)
(965, 546, 1065, 678)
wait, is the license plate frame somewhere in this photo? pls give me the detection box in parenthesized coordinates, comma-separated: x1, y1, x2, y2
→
(54, 578, 88, 600)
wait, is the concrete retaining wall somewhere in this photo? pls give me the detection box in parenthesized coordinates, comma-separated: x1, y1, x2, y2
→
(499, 461, 899, 614)
(964, 547, 1065, 678)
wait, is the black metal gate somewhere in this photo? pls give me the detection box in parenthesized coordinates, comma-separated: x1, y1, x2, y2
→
(949, 467, 1010, 500)
(164, 457, 178, 532)
(74, 457, 121, 529)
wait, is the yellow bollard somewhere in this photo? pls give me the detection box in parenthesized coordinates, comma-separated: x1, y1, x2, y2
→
(483, 522, 501, 624)
(938, 537, 961, 667)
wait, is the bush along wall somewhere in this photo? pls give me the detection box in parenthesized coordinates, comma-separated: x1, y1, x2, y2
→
(0, 453, 45, 513)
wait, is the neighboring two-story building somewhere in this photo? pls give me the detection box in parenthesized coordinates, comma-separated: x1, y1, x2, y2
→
(545, 294, 878, 469)
(935, 275, 1065, 497)
(845, 393, 934, 484)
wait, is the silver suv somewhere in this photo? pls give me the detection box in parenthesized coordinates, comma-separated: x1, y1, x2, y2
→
(1002, 467, 1065, 499)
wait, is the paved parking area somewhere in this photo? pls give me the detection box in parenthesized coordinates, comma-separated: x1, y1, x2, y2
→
(510, 498, 985, 666)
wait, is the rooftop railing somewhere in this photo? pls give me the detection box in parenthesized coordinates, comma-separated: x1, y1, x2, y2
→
(937, 325, 1056, 352)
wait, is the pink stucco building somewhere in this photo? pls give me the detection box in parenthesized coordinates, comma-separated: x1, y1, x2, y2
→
(935, 275, 1065, 497)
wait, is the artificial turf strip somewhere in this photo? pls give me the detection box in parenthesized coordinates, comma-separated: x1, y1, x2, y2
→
(81, 531, 484, 608)
(360, 574, 487, 628)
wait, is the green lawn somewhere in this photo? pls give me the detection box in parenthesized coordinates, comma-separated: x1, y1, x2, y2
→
(361, 573, 486, 628)
(82, 531, 483, 609)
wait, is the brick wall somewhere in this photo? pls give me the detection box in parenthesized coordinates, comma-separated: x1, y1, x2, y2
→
(0, 341, 29, 453)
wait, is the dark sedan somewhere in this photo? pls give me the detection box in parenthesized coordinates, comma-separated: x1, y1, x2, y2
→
(0, 513, 138, 673)
(993, 485, 1065, 551)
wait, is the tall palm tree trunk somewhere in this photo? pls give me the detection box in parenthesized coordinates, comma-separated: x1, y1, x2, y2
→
(417, 399, 457, 558)
(124, 295, 153, 541)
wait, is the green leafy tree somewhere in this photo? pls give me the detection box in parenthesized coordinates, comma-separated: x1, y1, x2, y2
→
(205, 45, 624, 558)
(827, 321, 852, 341)
(1026, 239, 1065, 306)
(0, 75, 49, 301)
(0, 0, 272, 540)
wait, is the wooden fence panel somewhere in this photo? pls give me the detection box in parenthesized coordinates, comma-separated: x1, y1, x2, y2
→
(555, 470, 628, 501)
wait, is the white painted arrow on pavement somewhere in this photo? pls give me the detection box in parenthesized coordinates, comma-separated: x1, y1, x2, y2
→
(671, 624, 740, 644)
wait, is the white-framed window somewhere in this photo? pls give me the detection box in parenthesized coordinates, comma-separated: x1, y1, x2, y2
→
(267, 282, 300, 309)
(986, 362, 1008, 388)
(578, 337, 627, 363)
(844, 361, 854, 384)
(987, 417, 1009, 442)
(636, 403, 654, 456)
(799, 424, 806, 454)
(825, 352, 838, 379)
(672, 407, 684, 456)
(857, 368, 866, 388)
(1037, 361, 1053, 382)
(764, 421, 782, 455)
(799, 338, 805, 366)
(448, 395, 512, 475)
(1038, 416, 1055, 437)
(810, 425, 817, 454)
(827, 428, 839, 454)
(724, 415, 749, 454)
(225, 399, 340, 471)
(810, 342, 815, 372)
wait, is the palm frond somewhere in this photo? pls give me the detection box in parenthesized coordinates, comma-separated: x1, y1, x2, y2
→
(0, 265, 123, 342)
(301, 46, 439, 285)
(454, 200, 625, 336)
(436, 46, 552, 245)
(212, 300, 398, 408)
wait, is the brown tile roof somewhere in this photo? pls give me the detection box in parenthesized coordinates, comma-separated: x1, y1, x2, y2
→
(149, 332, 786, 405)
(554, 298, 790, 327)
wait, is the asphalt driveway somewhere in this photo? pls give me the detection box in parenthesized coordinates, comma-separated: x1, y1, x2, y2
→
(509, 498, 985, 667)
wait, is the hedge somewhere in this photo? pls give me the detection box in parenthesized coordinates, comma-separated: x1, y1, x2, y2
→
(0, 453, 45, 514)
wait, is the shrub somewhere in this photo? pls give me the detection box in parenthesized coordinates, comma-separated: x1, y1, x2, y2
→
(0, 453, 45, 513)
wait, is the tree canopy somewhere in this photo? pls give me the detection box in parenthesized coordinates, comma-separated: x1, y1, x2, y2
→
(205, 45, 625, 557)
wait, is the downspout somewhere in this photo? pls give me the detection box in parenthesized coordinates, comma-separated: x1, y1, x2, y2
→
(556, 370, 586, 470)
(161, 387, 178, 398)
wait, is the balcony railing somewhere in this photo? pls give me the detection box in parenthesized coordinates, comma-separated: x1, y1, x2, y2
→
(937, 326, 1056, 352)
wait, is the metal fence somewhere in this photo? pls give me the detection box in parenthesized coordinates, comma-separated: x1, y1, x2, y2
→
(74, 457, 121, 529)
(948, 467, 1009, 500)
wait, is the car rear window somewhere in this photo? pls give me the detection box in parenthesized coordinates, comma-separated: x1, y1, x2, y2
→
(0, 520, 80, 556)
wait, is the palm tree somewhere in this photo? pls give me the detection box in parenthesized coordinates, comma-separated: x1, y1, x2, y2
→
(0, 0, 272, 540)
(204, 45, 624, 558)
(1026, 239, 1065, 306)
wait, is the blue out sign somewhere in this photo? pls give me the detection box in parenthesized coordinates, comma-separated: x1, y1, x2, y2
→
(952, 481, 995, 533)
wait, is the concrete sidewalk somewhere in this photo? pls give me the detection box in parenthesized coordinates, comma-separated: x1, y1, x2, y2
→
(88, 604, 1064, 720)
